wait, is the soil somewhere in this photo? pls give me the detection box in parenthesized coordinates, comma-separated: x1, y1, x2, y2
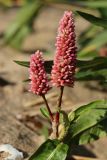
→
(0, 5, 107, 160)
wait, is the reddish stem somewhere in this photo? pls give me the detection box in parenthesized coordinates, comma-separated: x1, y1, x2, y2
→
(55, 86, 64, 138)
(42, 94, 54, 122)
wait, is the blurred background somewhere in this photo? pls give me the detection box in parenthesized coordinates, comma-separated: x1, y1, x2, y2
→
(0, 0, 107, 159)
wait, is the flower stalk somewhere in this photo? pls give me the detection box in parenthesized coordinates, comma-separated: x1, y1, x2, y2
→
(55, 86, 64, 138)
(42, 94, 54, 122)
(51, 11, 77, 138)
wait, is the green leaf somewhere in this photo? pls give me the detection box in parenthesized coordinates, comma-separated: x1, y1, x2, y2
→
(60, 111, 69, 125)
(78, 31, 107, 57)
(78, 119, 107, 145)
(44, 60, 53, 73)
(58, 111, 70, 140)
(71, 1, 107, 8)
(99, 8, 107, 19)
(77, 57, 107, 70)
(76, 69, 107, 81)
(76, 57, 107, 81)
(79, 25, 101, 49)
(14, 60, 53, 73)
(46, 0, 107, 8)
(29, 139, 68, 160)
(77, 11, 107, 28)
(4, 0, 42, 48)
(69, 100, 107, 138)
(74, 100, 107, 118)
(40, 107, 50, 119)
(68, 111, 75, 122)
(23, 79, 30, 82)
(15, 57, 107, 82)
(9, 25, 31, 49)
(14, 60, 29, 67)
(15, 57, 107, 70)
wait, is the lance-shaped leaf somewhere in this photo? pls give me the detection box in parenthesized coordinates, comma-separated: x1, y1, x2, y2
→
(29, 139, 68, 160)
(3, 0, 42, 49)
(9, 25, 31, 49)
(14, 60, 30, 67)
(64, 100, 107, 144)
(78, 31, 107, 57)
(46, 0, 107, 8)
(78, 119, 107, 145)
(14, 57, 107, 82)
(40, 107, 50, 119)
(77, 11, 107, 28)
(15, 57, 107, 71)
(72, 1, 107, 8)
(99, 8, 107, 19)
(77, 57, 107, 70)
(14, 60, 53, 73)
(68, 111, 75, 122)
(76, 69, 107, 81)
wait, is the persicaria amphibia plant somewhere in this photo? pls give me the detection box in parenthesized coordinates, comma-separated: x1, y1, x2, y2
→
(29, 11, 76, 139)
(16, 10, 107, 160)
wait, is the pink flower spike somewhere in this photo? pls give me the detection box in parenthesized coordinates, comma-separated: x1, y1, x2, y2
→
(51, 11, 77, 87)
(29, 50, 51, 95)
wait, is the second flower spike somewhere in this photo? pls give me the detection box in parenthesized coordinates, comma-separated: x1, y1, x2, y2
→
(29, 50, 51, 95)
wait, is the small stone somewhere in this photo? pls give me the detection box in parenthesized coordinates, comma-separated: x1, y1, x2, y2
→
(0, 144, 23, 160)
(0, 151, 11, 160)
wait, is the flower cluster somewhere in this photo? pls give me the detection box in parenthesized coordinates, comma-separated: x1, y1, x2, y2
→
(29, 50, 50, 95)
(51, 11, 77, 87)
(29, 11, 77, 95)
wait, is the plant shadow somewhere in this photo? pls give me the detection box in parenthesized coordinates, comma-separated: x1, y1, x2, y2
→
(67, 145, 97, 160)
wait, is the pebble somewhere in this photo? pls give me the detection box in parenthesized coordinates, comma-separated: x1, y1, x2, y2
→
(0, 144, 23, 160)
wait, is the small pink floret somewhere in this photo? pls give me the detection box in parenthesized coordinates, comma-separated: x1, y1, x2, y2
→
(51, 11, 77, 87)
(29, 50, 51, 95)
